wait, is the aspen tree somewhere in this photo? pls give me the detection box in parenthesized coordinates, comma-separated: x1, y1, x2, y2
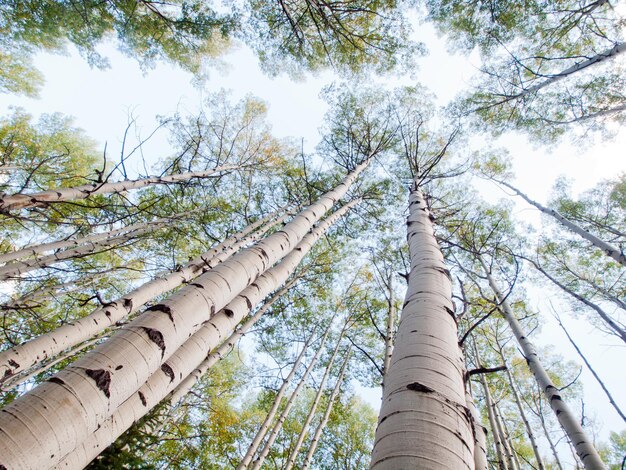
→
(52, 202, 359, 468)
(371, 187, 474, 469)
(301, 350, 352, 469)
(0, 163, 240, 212)
(465, 389, 488, 470)
(382, 274, 395, 377)
(478, 255, 606, 469)
(0, 159, 368, 469)
(0, 208, 288, 381)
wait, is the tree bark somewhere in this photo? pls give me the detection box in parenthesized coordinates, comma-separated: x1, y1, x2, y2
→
(283, 330, 347, 470)
(301, 350, 351, 469)
(478, 255, 606, 469)
(465, 388, 488, 470)
(0, 164, 240, 212)
(495, 401, 519, 470)
(382, 274, 395, 379)
(371, 186, 474, 469)
(0, 209, 288, 382)
(51, 201, 358, 469)
(495, 179, 626, 267)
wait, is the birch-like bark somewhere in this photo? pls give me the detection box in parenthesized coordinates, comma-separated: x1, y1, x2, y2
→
(0, 225, 159, 280)
(237, 319, 327, 470)
(537, 398, 564, 470)
(465, 389, 488, 470)
(495, 179, 626, 267)
(478, 255, 606, 469)
(52, 202, 357, 470)
(496, 347, 546, 470)
(382, 274, 395, 378)
(283, 331, 346, 470)
(0, 212, 193, 265)
(495, 402, 519, 470)
(250, 327, 347, 470)
(525, 257, 626, 343)
(0, 164, 240, 212)
(300, 350, 351, 470)
(371, 187, 474, 469)
(0, 209, 287, 382)
(555, 316, 626, 422)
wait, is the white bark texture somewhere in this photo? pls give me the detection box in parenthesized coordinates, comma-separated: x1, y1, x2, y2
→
(0, 225, 159, 280)
(495, 402, 519, 470)
(465, 390, 488, 470)
(382, 275, 395, 377)
(54, 204, 354, 469)
(0, 209, 287, 382)
(284, 330, 346, 470)
(479, 256, 606, 469)
(0, 164, 240, 212)
(236, 292, 322, 470)
(301, 350, 351, 470)
(498, 179, 626, 267)
(370, 188, 474, 469)
(0, 176, 362, 470)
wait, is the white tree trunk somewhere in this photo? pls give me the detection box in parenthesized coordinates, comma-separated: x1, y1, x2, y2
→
(284, 330, 346, 470)
(478, 255, 606, 469)
(382, 274, 395, 378)
(51, 201, 357, 469)
(371, 187, 474, 469)
(301, 350, 351, 470)
(496, 179, 626, 267)
(2, 185, 362, 469)
(0, 209, 287, 382)
(0, 164, 240, 212)
(465, 389, 488, 470)
(495, 402, 519, 470)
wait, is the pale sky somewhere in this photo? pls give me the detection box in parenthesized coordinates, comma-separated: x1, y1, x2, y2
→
(1, 19, 624, 464)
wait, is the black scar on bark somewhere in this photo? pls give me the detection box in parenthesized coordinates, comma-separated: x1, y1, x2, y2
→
(1, 464, 8, 470)
(85, 369, 111, 398)
(190, 283, 204, 289)
(2, 370, 13, 379)
(138, 391, 147, 406)
(146, 304, 174, 323)
(48, 377, 65, 385)
(224, 309, 234, 317)
(142, 327, 166, 358)
(161, 364, 175, 383)
(123, 298, 133, 311)
(8, 359, 19, 369)
(406, 382, 435, 393)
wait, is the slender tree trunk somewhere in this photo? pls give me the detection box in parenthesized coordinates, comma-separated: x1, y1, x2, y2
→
(555, 316, 626, 422)
(496, 346, 546, 470)
(538, 402, 564, 470)
(525, 257, 626, 343)
(494, 179, 626, 267)
(542, 104, 626, 125)
(0, 209, 288, 382)
(495, 402, 519, 470)
(284, 330, 347, 470)
(371, 186, 474, 469)
(0, 164, 241, 212)
(301, 350, 351, 470)
(0, 225, 160, 280)
(0, 212, 195, 265)
(465, 388, 488, 470)
(382, 274, 395, 378)
(236, 322, 326, 470)
(478, 255, 606, 469)
(42, 199, 361, 469)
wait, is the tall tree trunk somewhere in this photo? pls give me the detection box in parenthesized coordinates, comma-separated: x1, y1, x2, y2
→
(495, 402, 519, 470)
(371, 186, 474, 469)
(537, 400, 564, 470)
(382, 274, 395, 378)
(301, 350, 351, 470)
(0, 164, 240, 212)
(478, 255, 606, 469)
(0, 225, 159, 280)
(494, 179, 626, 267)
(0, 209, 288, 382)
(555, 316, 626, 422)
(283, 330, 347, 470)
(248, 328, 346, 470)
(524, 257, 626, 343)
(51, 201, 358, 469)
(496, 345, 546, 470)
(465, 388, 488, 470)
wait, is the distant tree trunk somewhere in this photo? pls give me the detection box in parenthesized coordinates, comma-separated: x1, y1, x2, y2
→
(284, 330, 347, 470)
(478, 255, 606, 469)
(0, 157, 368, 469)
(465, 388, 488, 470)
(51, 201, 358, 469)
(301, 350, 351, 470)
(494, 179, 625, 267)
(555, 316, 626, 422)
(537, 398, 564, 470)
(382, 273, 395, 379)
(0, 225, 159, 280)
(371, 185, 473, 469)
(495, 402, 519, 470)
(0, 163, 241, 212)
